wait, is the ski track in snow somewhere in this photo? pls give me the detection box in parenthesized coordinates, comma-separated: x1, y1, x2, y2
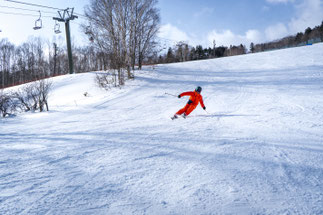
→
(1, 44, 323, 214)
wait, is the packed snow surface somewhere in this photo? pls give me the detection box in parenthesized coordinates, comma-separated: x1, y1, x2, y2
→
(1, 44, 323, 214)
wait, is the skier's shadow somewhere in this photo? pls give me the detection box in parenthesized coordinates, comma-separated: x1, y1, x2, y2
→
(193, 114, 259, 118)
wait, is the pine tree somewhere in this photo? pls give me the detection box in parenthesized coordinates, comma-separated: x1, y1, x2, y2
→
(190, 47, 197, 60)
(196, 45, 205, 59)
(166, 47, 175, 63)
(250, 42, 255, 53)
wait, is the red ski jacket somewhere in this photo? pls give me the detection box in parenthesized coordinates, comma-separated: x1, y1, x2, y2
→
(180, 91, 205, 108)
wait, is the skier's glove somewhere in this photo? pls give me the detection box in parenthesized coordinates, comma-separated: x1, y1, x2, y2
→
(203, 107, 206, 110)
(178, 95, 181, 98)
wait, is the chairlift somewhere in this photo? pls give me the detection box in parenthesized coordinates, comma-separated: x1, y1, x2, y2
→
(85, 26, 94, 42)
(33, 11, 42, 30)
(54, 21, 61, 34)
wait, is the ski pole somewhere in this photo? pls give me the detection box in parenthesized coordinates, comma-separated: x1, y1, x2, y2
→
(165, 92, 178, 97)
(204, 109, 211, 114)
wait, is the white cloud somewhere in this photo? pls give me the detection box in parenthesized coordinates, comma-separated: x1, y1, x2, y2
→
(158, 23, 190, 44)
(158, 23, 193, 49)
(265, 0, 323, 40)
(158, 23, 204, 47)
(207, 29, 262, 47)
(265, 23, 289, 41)
(207, 30, 235, 47)
(159, 23, 259, 48)
(288, 0, 323, 33)
(246, 30, 262, 43)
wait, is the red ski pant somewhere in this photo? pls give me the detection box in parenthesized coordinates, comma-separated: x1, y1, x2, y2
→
(176, 103, 197, 116)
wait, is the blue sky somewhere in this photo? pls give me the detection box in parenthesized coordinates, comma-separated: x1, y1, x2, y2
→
(158, 0, 323, 47)
(159, 0, 294, 34)
(0, 0, 323, 48)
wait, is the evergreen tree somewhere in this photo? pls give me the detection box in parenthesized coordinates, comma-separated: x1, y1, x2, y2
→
(166, 47, 175, 63)
(215, 46, 226, 57)
(190, 47, 197, 60)
(196, 45, 205, 59)
(305, 27, 312, 44)
(212, 40, 216, 57)
(184, 44, 190, 61)
(250, 42, 255, 53)
(295, 32, 304, 44)
(305, 27, 312, 35)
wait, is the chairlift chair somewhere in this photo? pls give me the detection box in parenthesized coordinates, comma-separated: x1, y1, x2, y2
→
(54, 21, 61, 34)
(33, 11, 42, 30)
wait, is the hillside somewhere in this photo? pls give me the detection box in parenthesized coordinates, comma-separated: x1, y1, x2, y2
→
(1, 43, 323, 214)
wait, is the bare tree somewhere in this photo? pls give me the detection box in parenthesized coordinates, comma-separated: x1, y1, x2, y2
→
(84, 0, 160, 87)
(175, 41, 189, 62)
(36, 79, 52, 112)
(0, 90, 14, 117)
(84, 0, 125, 85)
(13, 79, 52, 112)
(0, 39, 14, 88)
(135, 0, 160, 70)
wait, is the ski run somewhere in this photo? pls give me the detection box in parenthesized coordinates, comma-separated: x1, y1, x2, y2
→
(1, 43, 323, 214)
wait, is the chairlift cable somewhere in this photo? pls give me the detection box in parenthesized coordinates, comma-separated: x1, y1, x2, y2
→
(0, 5, 56, 14)
(74, 12, 87, 18)
(4, 0, 62, 10)
(0, 10, 52, 18)
(4, 0, 85, 17)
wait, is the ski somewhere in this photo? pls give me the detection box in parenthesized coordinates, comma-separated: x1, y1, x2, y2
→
(171, 115, 178, 120)
(171, 114, 187, 120)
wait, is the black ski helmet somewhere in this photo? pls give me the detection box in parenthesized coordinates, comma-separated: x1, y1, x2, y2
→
(195, 86, 202, 93)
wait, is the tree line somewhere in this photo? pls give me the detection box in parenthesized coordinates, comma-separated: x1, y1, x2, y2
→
(0, 37, 109, 89)
(251, 21, 323, 53)
(155, 21, 323, 65)
(155, 42, 246, 64)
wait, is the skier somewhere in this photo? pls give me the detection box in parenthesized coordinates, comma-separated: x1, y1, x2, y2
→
(171, 86, 206, 120)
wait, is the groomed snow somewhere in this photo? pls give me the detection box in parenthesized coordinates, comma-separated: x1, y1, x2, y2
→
(1, 43, 323, 214)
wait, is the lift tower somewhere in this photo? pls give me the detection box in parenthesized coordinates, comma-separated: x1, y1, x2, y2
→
(53, 8, 78, 74)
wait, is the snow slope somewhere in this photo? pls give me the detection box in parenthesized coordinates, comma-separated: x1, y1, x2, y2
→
(1, 43, 323, 214)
